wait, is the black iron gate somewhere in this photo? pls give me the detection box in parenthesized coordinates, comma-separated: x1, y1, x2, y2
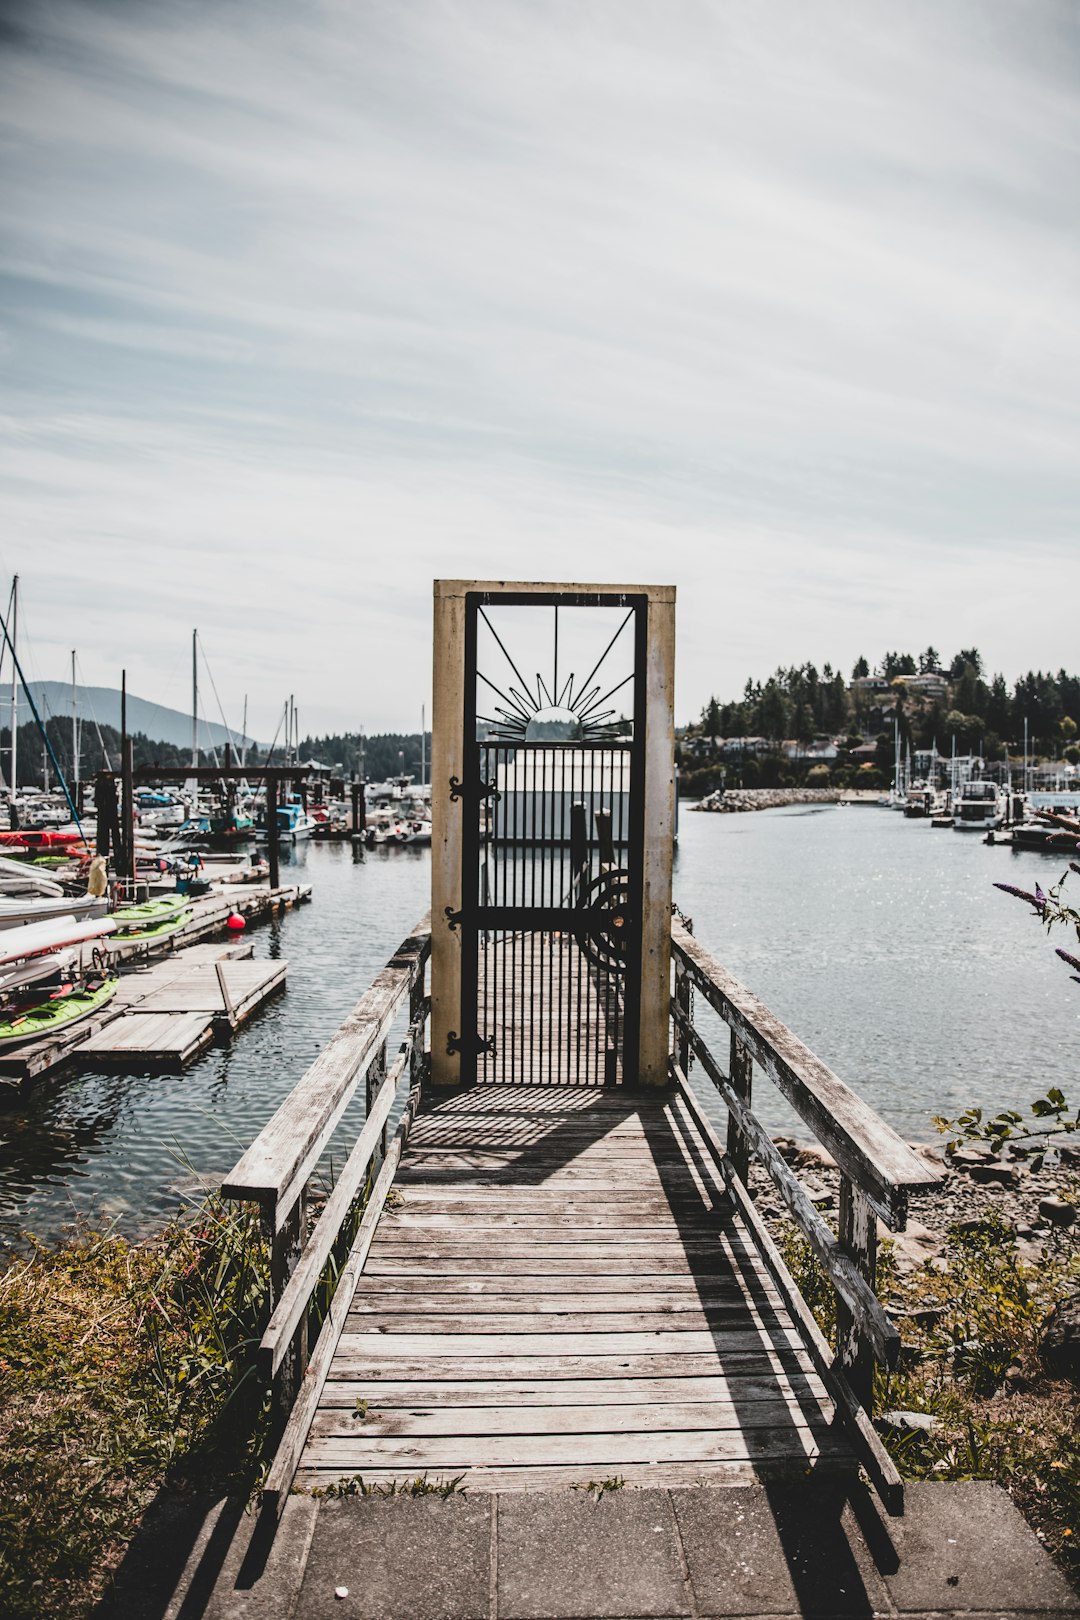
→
(453, 591, 647, 1085)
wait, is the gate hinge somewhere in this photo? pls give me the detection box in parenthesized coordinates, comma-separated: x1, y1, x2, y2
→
(449, 775, 499, 805)
(444, 906, 463, 931)
(446, 1029, 495, 1058)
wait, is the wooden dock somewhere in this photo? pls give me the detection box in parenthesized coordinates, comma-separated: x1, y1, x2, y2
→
(296, 1084, 848, 1493)
(225, 918, 936, 1521)
(0, 878, 308, 1092)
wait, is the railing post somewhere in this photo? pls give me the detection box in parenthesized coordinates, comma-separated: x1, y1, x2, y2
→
(409, 968, 426, 1090)
(836, 1175, 878, 1412)
(727, 1031, 753, 1184)
(674, 957, 692, 1077)
(265, 1191, 307, 1441)
(367, 1039, 388, 1155)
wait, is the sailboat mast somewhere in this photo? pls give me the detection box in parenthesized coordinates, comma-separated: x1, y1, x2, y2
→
(191, 629, 199, 768)
(9, 575, 17, 801)
(71, 650, 79, 789)
(241, 694, 248, 768)
(421, 704, 426, 784)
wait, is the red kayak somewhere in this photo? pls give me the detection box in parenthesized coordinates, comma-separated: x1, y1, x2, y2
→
(0, 830, 83, 850)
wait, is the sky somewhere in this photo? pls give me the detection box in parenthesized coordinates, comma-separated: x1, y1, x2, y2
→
(1, 0, 1078, 739)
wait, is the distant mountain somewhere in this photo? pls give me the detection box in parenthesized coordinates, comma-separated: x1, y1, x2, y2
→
(24, 683, 263, 753)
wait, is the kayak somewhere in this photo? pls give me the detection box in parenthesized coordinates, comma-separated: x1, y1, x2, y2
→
(0, 976, 119, 1046)
(110, 895, 188, 927)
(0, 915, 117, 966)
(0, 949, 77, 997)
(0, 830, 83, 850)
(0, 896, 108, 932)
(110, 904, 193, 941)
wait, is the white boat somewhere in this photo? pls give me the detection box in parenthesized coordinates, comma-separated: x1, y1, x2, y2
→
(276, 800, 316, 841)
(953, 780, 1007, 831)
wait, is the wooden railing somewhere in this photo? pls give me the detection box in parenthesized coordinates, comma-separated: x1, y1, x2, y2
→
(670, 916, 939, 1511)
(222, 915, 431, 1513)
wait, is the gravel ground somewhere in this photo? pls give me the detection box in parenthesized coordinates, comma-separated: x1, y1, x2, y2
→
(754, 1138, 1080, 1274)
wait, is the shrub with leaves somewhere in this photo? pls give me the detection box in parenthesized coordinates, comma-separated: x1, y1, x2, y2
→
(0, 1196, 270, 1620)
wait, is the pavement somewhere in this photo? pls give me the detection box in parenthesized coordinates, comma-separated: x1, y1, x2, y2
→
(98, 1479, 1080, 1620)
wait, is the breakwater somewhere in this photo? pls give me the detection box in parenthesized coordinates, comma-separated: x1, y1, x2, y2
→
(692, 786, 849, 812)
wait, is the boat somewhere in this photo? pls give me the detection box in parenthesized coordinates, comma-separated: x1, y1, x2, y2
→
(953, 780, 1007, 832)
(0, 948, 77, 998)
(276, 800, 316, 841)
(0, 975, 119, 1047)
(0, 829, 83, 851)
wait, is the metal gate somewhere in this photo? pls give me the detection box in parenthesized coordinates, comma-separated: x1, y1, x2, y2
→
(453, 592, 648, 1085)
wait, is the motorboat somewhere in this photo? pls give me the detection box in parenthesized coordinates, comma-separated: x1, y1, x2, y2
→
(276, 800, 317, 842)
(953, 780, 1007, 831)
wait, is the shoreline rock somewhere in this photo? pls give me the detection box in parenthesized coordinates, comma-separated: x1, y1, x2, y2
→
(692, 788, 851, 813)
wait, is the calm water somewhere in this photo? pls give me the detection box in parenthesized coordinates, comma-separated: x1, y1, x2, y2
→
(0, 807, 1075, 1249)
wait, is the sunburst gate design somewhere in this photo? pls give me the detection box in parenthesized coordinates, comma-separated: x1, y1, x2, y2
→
(475, 605, 635, 741)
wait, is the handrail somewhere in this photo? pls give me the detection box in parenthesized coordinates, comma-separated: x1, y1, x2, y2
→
(670, 915, 940, 1442)
(223, 915, 431, 1226)
(671, 919, 935, 1229)
(222, 915, 431, 1446)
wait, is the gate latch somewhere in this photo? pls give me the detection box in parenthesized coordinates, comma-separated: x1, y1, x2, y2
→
(446, 1029, 496, 1058)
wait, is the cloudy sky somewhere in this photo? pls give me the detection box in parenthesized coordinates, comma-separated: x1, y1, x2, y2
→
(1, 0, 1077, 738)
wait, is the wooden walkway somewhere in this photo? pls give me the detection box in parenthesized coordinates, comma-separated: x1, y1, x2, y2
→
(476, 933, 623, 1086)
(295, 1084, 852, 1493)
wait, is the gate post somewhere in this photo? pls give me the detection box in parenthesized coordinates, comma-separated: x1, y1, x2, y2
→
(431, 583, 466, 1086)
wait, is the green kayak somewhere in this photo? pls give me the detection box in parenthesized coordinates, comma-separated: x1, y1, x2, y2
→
(111, 896, 192, 939)
(0, 977, 120, 1045)
(112, 905, 194, 941)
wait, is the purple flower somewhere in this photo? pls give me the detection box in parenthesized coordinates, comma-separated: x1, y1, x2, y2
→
(993, 881, 1045, 912)
(1056, 947, 1080, 974)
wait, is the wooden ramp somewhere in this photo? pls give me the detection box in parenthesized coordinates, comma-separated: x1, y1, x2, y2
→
(295, 1085, 854, 1493)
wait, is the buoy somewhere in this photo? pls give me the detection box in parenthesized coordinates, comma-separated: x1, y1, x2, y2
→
(227, 912, 246, 931)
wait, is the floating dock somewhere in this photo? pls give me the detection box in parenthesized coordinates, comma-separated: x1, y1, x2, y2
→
(0, 880, 309, 1093)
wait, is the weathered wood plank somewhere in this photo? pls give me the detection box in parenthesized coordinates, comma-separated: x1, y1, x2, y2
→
(333, 1327, 806, 1357)
(328, 1348, 819, 1381)
(299, 1425, 850, 1468)
(309, 1397, 836, 1439)
(317, 1373, 830, 1407)
(344, 1306, 778, 1333)
(293, 1458, 855, 1494)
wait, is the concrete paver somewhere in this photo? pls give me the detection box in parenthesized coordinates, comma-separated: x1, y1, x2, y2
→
(294, 1495, 492, 1620)
(672, 1481, 890, 1617)
(874, 1481, 1078, 1616)
(497, 1489, 691, 1619)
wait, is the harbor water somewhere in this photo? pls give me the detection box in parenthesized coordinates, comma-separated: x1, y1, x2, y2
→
(0, 805, 1076, 1250)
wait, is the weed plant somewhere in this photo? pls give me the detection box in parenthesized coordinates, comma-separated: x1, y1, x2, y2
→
(0, 1194, 270, 1620)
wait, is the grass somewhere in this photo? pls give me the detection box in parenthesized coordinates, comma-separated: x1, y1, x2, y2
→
(780, 1207, 1080, 1582)
(311, 1473, 467, 1499)
(0, 1196, 271, 1620)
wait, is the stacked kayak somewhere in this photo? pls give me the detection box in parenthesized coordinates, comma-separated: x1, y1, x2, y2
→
(0, 975, 119, 1046)
(0, 915, 120, 1048)
(110, 894, 192, 941)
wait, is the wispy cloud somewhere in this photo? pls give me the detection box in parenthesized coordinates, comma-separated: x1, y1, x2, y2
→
(1, 0, 1077, 731)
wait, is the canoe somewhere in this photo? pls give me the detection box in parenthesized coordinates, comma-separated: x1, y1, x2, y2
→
(0, 976, 119, 1046)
